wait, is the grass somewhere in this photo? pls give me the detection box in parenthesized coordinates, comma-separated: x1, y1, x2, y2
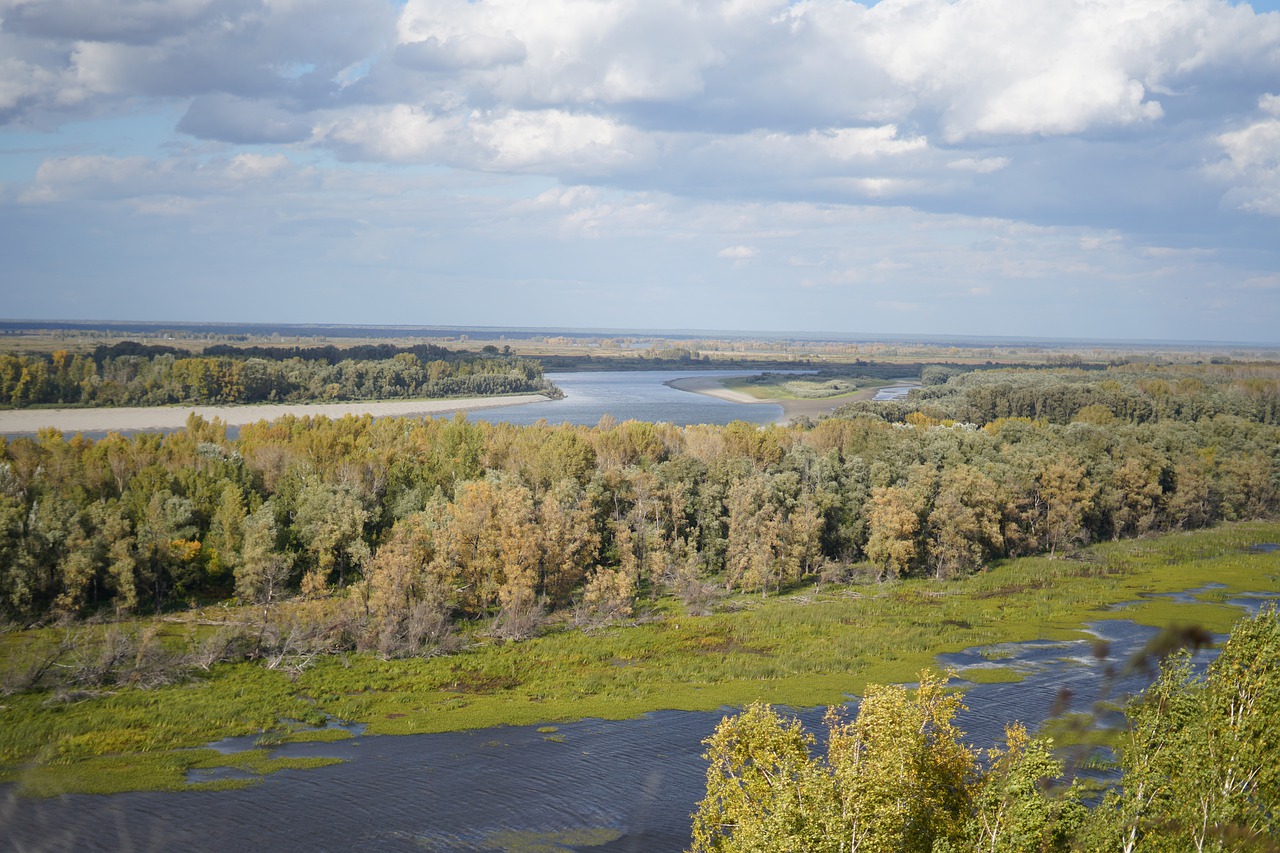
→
(2, 520, 1277, 796)
(955, 666, 1025, 684)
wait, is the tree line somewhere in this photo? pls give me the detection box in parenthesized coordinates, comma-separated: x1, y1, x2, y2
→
(838, 362, 1280, 427)
(1, 363, 1277, 645)
(0, 343, 555, 407)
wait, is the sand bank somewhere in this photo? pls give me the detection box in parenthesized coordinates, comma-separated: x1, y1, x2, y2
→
(0, 394, 553, 436)
(665, 375, 889, 424)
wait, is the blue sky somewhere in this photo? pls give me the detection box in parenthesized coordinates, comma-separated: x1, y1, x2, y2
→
(2, 0, 1279, 343)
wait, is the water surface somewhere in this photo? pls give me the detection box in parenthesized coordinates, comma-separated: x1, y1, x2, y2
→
(1, 616, 1227, 853)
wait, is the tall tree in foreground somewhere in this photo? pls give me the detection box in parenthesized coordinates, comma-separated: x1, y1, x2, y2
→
(692, 671, 979, 853)
(692, 610, 1280, 853)
(1087, 606, 1280, 852)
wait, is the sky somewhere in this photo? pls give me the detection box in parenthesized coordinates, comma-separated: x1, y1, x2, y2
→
(1, 0, 1279, 344)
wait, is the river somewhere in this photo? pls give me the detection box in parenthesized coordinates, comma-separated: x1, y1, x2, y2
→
(474, 371, 784, 427)
(7, 589, 1272, 853)
(0, 371, 786, 441)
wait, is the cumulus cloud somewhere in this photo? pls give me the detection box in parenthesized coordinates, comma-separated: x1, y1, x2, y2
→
(2, 0, 1280, 337)
(0, 0, 226, 45)
(1212, 93, 1280, 215)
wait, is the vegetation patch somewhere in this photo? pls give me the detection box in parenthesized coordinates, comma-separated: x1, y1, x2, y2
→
(3, 522, 1279, 794)
(477, 827, 625, 852)
(955, 666, 1023, 684)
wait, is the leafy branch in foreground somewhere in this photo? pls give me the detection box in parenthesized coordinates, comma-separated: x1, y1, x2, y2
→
(692, 607, 1280, 853)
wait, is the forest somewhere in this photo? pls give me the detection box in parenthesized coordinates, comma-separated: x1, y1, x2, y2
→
(1, 360, 1277, 656)
(0, 342, 556, 407)
(2, 356, 1279, 848)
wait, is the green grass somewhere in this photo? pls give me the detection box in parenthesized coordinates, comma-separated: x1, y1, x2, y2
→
(2, 521, 1278, 795)
(956, 666, 1024, 685)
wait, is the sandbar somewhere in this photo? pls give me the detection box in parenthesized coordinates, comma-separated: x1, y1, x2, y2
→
(665, 373, 906, 422)
(665, 375, 889, 424)
(0, 394, 553, 436)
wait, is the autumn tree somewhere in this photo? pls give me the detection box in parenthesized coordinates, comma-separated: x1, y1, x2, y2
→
(293, 479, 371, 596)
(1036, 454, 1096, 556)
(235, 502, 291, 605)
(691, 703, 842, 853)
(826, 670, 975, 851)
(926, 464, 1004, 579)
(865, 484, 926, 580)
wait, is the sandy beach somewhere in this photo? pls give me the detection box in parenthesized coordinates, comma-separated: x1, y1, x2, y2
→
(0, 394, 553, 436)
(665, 376, 882, 424)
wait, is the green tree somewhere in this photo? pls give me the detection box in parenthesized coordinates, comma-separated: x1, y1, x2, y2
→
(1091, 607, 1280, 852)
(293, 480, 371, 596)
(826, 670, 975, 852)
(235, 502, 291, 605)
(952, 723, 1084, 853)
(691, 703, 842, 853)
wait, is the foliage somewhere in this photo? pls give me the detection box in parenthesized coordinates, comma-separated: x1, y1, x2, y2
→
(1086, 605, 1280, 851)
(692, 671, 1075, 853)
(695, 608, 1280, 853)
(1, 522, 1279, 796)
(0, 343, 554, 407)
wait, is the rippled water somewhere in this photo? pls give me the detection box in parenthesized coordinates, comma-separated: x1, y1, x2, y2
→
(4, 605, 1246, 853)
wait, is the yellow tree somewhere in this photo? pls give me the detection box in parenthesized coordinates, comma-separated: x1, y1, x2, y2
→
(691, 703, 842, 853)
(537, 479, 600, 606)
(826, 670, 975, 852)
(865, 485, 924, 580)
(1037, 454, 1095, 556)
(926, 464, 1004, 579)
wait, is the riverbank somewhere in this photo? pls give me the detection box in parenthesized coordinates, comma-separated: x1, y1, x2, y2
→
(0, 393, 555, 436)
(665, 375, 888, 423)
(3, 521, 1277, 797)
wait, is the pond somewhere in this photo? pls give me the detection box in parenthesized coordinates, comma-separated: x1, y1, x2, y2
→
(5, 595, 1254, 853)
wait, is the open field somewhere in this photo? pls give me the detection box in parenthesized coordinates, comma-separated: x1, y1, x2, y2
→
(3, 521, 1277, 796)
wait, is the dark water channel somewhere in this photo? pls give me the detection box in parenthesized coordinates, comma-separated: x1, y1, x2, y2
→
(7, 584, 1272, 853)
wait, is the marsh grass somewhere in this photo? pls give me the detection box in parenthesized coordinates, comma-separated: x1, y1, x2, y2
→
(3, 521, 1278, 795)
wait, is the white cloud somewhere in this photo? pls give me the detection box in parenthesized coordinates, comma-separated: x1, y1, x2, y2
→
(1212, 93, 1280, 215)
(18, 152, 314, 203)
(948, 157, 1010, 174)
(2, 0, 1280, 343)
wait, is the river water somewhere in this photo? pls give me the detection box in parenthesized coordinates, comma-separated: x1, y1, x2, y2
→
(474, 371, 782, 427)
(8, 589, 1271, 853)
(1, 371, 786, 441)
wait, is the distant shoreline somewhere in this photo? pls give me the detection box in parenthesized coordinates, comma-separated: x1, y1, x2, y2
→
(665, 375, 884, 423)
(0, 394, 553, 436)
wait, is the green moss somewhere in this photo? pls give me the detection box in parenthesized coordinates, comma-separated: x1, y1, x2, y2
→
(10, 747, 345, 798)
(956, 666, 1024, 685)
(3, 521, 1278, 796)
